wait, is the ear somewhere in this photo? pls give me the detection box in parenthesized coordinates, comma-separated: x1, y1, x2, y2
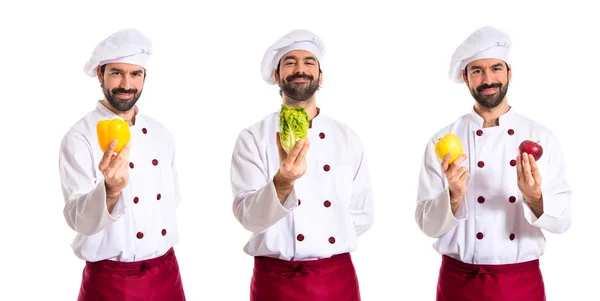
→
(462, 69, 469, 87)
(273, 69, 280, 85)
(318, 69, 323, 86)
(96, 66, 103, 84)
(507, 64, 512, 82)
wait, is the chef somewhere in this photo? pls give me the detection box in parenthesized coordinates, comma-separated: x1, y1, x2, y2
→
(415, 26, 572, 301)
(58, 28, 186, 301)
(230, 29, 374, 300)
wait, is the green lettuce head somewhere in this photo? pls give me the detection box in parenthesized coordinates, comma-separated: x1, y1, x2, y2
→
(279, 105, 309, 154)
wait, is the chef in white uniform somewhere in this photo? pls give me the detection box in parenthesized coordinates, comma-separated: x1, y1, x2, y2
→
(415, 26, 572, 301)
(58, 28, 186, 301)
(230, 29, 374, 301)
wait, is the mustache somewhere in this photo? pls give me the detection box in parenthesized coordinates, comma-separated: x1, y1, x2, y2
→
(111, 88, 138, 95)
(476, 83, 502, 92)
(286, 73, 313, 81)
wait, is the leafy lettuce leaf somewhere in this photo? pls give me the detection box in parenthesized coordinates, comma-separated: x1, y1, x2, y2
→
(279, 105, 309, 154)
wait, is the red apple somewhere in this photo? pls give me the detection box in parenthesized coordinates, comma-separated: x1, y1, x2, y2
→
(519, 140, 543, 161)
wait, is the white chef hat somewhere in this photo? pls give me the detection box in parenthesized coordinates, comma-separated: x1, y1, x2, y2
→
(448, 26, 511, 83)
(261, 29, 325, 85)
(83, 28, 153, 77)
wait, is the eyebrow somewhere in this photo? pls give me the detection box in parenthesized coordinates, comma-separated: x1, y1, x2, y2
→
(109, 67, 144, 74)
(470, 63, 504, 70)
(282, 55, 317, 62)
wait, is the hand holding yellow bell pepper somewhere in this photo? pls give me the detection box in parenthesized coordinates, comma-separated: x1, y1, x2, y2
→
(97, 118, 131, 153)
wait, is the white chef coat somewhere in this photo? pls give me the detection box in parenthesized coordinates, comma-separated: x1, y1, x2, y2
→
(230, 108, 374, 261)
(59, 101, 181, 263)
(416, 106, 572, 265)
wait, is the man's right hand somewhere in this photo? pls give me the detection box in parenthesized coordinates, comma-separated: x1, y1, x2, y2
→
(98, 140, 131, 212)
(273, 132, 310, 203)
(441, 153, 469, 214)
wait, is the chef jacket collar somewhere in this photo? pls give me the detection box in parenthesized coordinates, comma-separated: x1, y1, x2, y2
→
(467, 105, 516, 127)
(308, 107, 322, 129)
(95, 100, 139, 121)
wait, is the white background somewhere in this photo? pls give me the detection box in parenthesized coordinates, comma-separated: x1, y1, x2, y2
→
(0, 0, 597, 300)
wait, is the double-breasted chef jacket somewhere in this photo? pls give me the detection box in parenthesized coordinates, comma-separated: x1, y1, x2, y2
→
(416, 106, 571, 265)
(59, 100, 181, 263)
(231, 108, 374, 261)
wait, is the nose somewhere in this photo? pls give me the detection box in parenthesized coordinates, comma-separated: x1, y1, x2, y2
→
(482, 71, 494, 85)
(294, 62, 305, 73)
(120, 75, 133, 90)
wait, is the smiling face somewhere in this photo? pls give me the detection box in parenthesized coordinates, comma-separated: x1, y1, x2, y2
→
(274, 50, 322, 102)
(462, 58, 511, 109)
(97, 63, 146, 112)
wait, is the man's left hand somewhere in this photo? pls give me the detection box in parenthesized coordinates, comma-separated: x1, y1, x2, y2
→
(516, 152, 543, 216)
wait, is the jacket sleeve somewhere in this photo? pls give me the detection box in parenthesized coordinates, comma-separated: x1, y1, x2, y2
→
(59, 131, 126, 236)
(348, 131, 374, 236)
(522, 131, 572, 234)
(167, 130, 181, 207)
(230, 129, 297, 234)
(415, 137, 468, 238)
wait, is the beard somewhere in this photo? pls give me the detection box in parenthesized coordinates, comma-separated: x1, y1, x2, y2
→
(279, 72, 320, 101)
(469, 81, 509, 109)
(101, 82, 143, 112)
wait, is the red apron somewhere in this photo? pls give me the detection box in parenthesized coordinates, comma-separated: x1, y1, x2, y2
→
(437, 255, 545, 301)
(77, 247, 186, 301)
(250, 253, 361, 301)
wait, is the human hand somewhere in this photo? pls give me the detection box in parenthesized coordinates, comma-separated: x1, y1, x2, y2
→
(274, 132, 310, 185)
(516, 152, 542, 204)
(441, 153, 469, 211)
(99, 139, 132, 200)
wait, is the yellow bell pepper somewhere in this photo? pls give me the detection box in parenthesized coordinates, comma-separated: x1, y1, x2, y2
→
(96, 118, 131, 153)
